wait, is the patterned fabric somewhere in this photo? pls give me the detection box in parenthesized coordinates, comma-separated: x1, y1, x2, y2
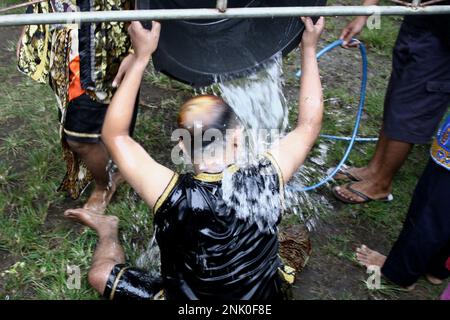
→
(17, 0, 133, 199)
(78, 0, 133, 102)
(17, 1, 52, 84)
(431, 115, 450, 171)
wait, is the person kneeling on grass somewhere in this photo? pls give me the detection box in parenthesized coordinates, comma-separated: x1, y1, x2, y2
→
(356, 114, 450, 290)
(64, 17, 324, 300)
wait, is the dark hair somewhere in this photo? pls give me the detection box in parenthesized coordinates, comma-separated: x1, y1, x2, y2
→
(177, 95, 239, 157)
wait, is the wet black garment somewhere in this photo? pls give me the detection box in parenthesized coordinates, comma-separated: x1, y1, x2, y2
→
(63, 93, 140, 143)
(153, 156, 284, 300)
(103, 264, 164, 300)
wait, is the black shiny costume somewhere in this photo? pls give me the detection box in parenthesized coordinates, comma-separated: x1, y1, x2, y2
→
(104, 154, 285, 300)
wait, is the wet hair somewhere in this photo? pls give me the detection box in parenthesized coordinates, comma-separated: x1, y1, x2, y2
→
(177, 95, 240, 158)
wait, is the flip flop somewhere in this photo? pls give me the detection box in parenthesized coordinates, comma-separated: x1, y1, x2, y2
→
(332, 182, 394, 204)
(332, 167, 363, 182)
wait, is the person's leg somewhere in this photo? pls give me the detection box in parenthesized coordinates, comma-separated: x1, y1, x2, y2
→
(63, 94, 130, 213)
(65, 208, 164, 300)
(66, 140, 122, 213)
(333, 21, 411, 183)
(334, 22, 450, 203)
(426, 241, 450, 284)
(381, 160, 450, 287)
(357, 159, 450, 288)
(355, 245, 415, 290)
(64, 208, 125, 294)
(334, 130, 387, 182)
(333, 135, 412, 201)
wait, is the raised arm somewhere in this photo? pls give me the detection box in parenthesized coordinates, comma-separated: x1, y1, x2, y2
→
(102, 21, 175, 210)
(269, 17, 324, 184)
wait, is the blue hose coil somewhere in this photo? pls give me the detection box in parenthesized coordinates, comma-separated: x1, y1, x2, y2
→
(295, 39, 375, 191)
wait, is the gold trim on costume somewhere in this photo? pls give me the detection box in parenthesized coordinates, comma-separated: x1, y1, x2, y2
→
(109, 266, 129, 300)
(264, 152, 285, 196)
(153, 173, 180, 215)
(431, 139, 450, 170)
(193, 165, 239, 182)
(278, 265, 296, 285)
(63, 128, 101, 139)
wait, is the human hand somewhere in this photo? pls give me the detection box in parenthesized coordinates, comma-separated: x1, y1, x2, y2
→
(339, 16, 367, 48)
(300, 17, 325, 51)
(128, 21, 161, 64)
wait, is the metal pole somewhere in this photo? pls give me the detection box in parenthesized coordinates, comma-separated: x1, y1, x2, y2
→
(216, 0, 228, 13)
(0, 6, 450, 27)
(0, 0, 46, 14)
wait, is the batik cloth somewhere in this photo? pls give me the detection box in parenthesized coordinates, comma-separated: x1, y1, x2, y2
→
(431, 114, 450, 171)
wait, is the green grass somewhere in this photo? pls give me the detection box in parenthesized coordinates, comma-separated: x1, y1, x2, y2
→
(0, 0, 446, 300)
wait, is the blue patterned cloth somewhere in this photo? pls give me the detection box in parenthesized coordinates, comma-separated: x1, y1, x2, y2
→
(431, 114, 450, 171)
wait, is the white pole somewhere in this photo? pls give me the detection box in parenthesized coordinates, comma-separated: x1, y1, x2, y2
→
(0, 6, 449, 27)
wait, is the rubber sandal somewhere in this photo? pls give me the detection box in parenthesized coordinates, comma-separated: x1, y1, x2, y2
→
(332, 167, 363, 182)
(332, 182, 394, 204)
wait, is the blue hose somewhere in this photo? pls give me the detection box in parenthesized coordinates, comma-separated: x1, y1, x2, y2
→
(295, 39, 375, 192)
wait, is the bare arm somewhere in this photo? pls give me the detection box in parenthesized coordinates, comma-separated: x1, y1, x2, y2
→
(102, 21, 174, 210)
(340, 0, 380, 47)
(269, 17, 324, 184)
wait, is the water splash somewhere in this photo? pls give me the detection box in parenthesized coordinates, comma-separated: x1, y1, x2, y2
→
(218, 53, 288, 164)
(136, 228, 161, 275)
(215, 53, 331, 232)
(221, 163, 284, 234)
(136, 52, 333, 267)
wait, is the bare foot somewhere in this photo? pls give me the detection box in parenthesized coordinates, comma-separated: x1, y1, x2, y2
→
(356, 245, 416, 291)
(64, 208, 119, 238)
(333, 180, 393, 203)
(83, 172, 124, 215)
(356, 245, 386, 268)
(426, 274, 443, 285)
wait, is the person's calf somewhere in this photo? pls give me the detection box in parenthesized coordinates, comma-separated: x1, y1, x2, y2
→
(83, 172, 123, 214)
(88, 261, 117, 295)
(66, 139, 92, 156)
(65, 139, 122, 213)
(66, 139, 110, 188)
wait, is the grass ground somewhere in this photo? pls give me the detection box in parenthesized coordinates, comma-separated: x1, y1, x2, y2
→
(0, 0, 447, 300)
